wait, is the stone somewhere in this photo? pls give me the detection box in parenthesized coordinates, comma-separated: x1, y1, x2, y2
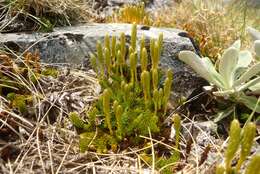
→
(0, 23, 207, 101)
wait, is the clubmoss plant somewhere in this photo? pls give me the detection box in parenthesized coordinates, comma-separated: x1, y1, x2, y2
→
(69, 112, 89, 131)
(96, 41, 105, 77)
(103, 89, 113, 135)
(225, 119, 241, 172)
(172, 114, 181, 150)
(153, 89, 159, 114)
(108, 2, 152, 25)
(244, 154, 260, 174)
(236, 122, 256, 172)
(70, 24, 173, 153)
(163, 70, 173, 114)
(215, 165, 225, 174)
(217, 119, 259, 174)
(130, 52, 138, 84)
(141, 47, 148, 72)
(141, 70, 151, 104)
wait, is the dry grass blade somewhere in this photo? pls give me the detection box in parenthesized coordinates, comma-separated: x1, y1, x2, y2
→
(0, 0, 101, 32)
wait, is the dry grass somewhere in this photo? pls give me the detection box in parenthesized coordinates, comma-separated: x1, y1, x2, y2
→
(108, 0, 260, 60)
(0, 0, 101, 32)
(0, 51, 225, 174)
(0, 67, 225, 174)
(1, 1, 259, 173)
(151, 1, 253, 59)
(152, 0, 260, 60)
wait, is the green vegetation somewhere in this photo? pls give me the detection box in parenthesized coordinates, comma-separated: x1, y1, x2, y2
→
(1, 1, 260, 173)
(70, 24, 174, 153)
(108, 2, 152, 26)
(216, 119, 258, 174)
(179, 39, 260, 121)
(0, 51, 59, 114)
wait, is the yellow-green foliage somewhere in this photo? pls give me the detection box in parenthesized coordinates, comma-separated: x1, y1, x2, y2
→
(155, 151, 180, 174)
(245, 154, 260, 174)
(70, 24, 173, 153)
(163, 70, 173, 114)
(41, 67, 59, 77)
(217, 119, 259, 174)
(215, 165, 225, 174)
(6, 93, 30, 113)
(108, 2, 152, 25)
(103, 89, 113, 135)
(225, 119, 241, 172)
(69, 112, 90, 130)
(0, 52, 53, 114)
(141, 70, 151, 104)
(236, 122, 256, 171)
(172, 114, 181, 150)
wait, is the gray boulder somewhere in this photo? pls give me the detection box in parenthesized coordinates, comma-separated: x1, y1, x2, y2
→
(0, 23, 207, 103)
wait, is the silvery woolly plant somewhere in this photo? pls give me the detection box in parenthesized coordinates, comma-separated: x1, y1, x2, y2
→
(179, 39, 260, 118)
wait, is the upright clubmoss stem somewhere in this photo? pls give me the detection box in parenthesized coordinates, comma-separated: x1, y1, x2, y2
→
(236, 122, 256, 172)
(153, 89, 159, 114)
(115, 105, 123, 139)
(158, 33, 163, 55)
(131, 24, 137, 51)
(111, 36, 116, 63)
(141, 48, 148, 72)
(152, 68, 158, 90)
(104, 48, 111, 77)
(150, 39, 155, 62)
(120, 32, 126, 64)
(130, 53, 137, 84)
(90, 53, 98, 73)
(103, 89, 113, 135)
(117, 50, 124, 76)
(141, 70, 151, 104)
(104, 34, 110, 55)
(225, 119, 241, 172)
(152, 43, 159, 69)
(245, 154, 260, 174)
(96, 41, 104, 77)
(158, 88, 163, 110)
(172, 114, 181, 150)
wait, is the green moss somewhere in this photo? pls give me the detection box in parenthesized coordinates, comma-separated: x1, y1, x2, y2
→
(69, 112, 90, 131)
(7, 93, 30, 113)
(156, 152, 180, 174)
(41, 67, 59, 78)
